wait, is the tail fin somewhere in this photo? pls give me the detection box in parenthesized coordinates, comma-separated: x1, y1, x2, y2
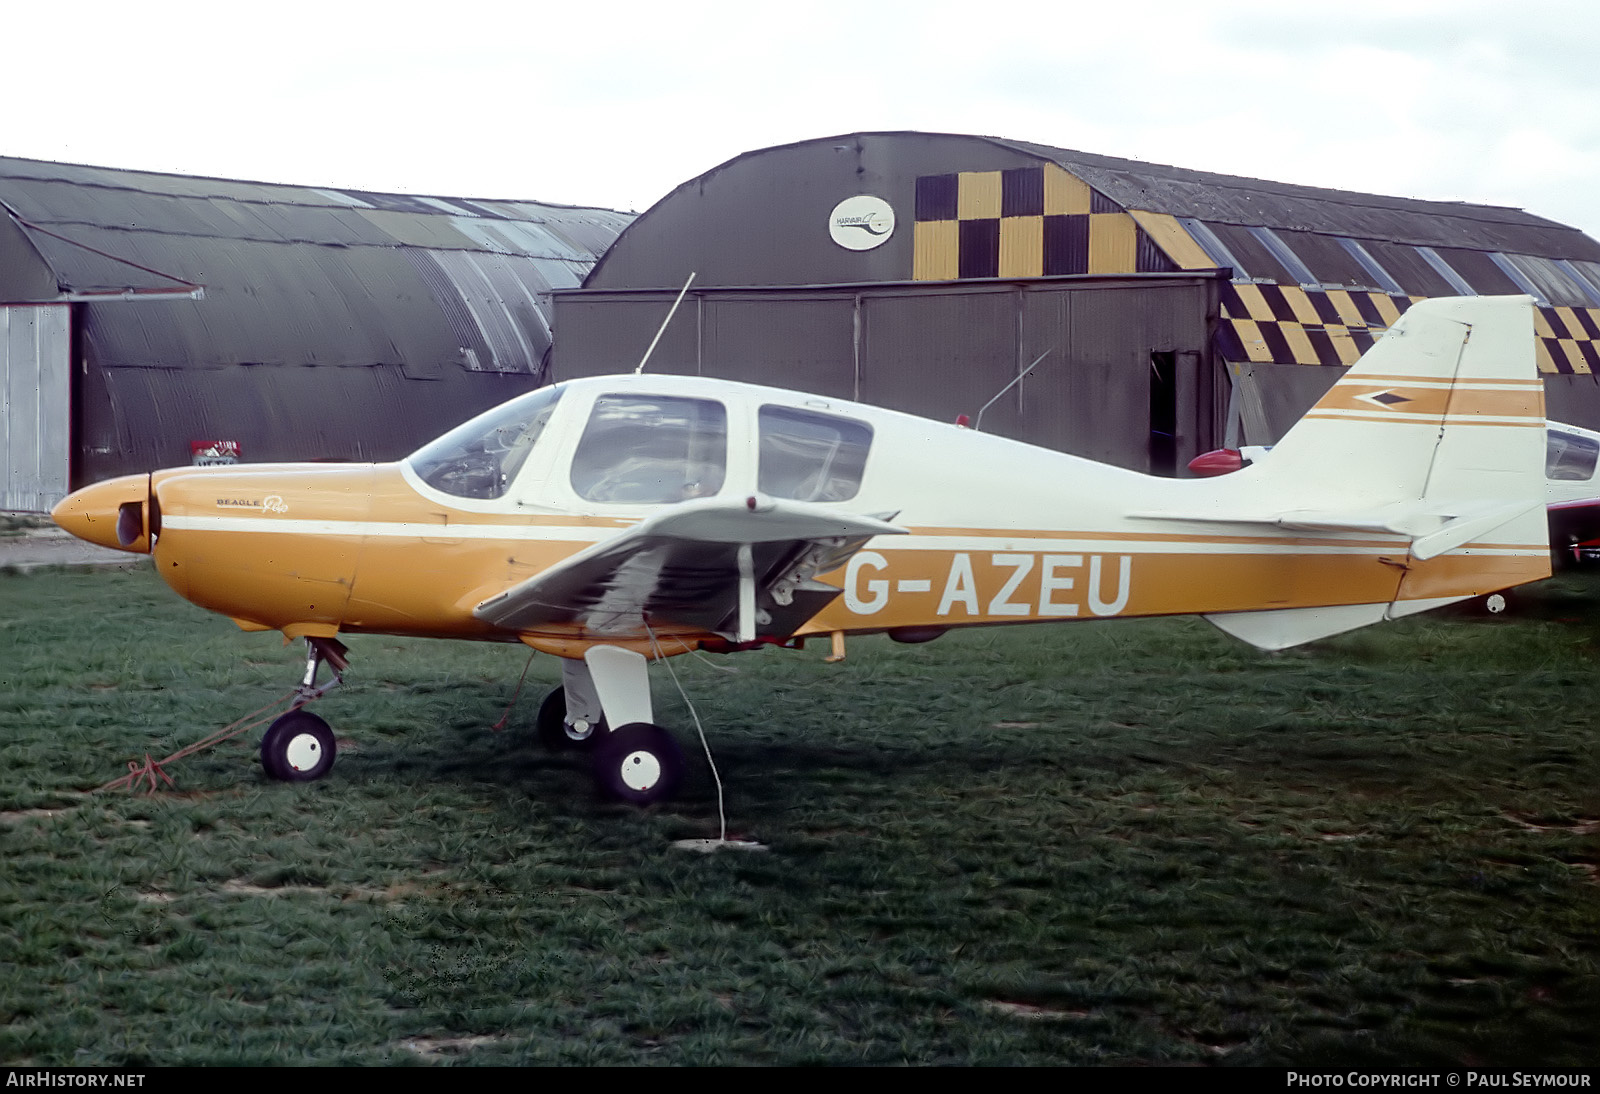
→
(1202, 294, 1550, 649)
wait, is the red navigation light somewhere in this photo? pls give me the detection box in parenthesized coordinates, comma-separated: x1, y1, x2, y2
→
(1187, 448, 1246, 477)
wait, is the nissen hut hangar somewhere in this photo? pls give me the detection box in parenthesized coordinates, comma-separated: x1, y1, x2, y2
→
(553, 131, 1600, 475)
(0, 157, 632, 512)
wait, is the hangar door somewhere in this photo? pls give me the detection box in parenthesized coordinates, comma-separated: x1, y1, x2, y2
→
(855, 280, 1215, 471)
(1, 305, 70, 512)
(552, 275, 1219, 473)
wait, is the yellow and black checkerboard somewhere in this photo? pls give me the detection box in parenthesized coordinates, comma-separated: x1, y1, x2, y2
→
(1219, 283, 1600, 375)
(911, 165, 1600, 375)
(1535, 305, 1600, 374)
(1218, 282, 1404, 367)
(912, 164, 1175, 280)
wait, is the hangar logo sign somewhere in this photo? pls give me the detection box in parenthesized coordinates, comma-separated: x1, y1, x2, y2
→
(829, 195, 895, 251)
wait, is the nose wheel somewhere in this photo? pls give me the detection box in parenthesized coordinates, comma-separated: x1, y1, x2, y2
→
(260, 638, 345, 782)
(260, 710, 337, 781)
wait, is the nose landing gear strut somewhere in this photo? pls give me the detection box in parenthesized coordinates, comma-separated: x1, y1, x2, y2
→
(259, 637, 348, 782)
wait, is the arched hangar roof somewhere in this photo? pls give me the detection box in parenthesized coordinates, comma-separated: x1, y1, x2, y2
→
(0, 157, 633, 478)
(584, 131, 1600, 374)
(0, 155, 633, 375)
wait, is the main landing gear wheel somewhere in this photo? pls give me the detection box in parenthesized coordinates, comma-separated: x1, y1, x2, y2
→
(536, 687, 603, 752)
(592, 722, 685, 805)
(260, 710, 337, 782)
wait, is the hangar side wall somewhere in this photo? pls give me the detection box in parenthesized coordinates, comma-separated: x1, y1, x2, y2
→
(553, 275, 1220, 474)
(1544, 375, 1600, 432)
(1, 305, 70, 511)
(75, 362, 541, 484)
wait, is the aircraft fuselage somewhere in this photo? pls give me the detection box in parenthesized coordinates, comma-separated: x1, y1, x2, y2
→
(53, 365, 1548, 657)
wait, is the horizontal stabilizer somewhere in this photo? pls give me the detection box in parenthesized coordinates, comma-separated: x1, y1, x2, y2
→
(1135, 498, 1541, 561)
(1132, 502, 1437, 537)
(1407, 500, 1542, 561)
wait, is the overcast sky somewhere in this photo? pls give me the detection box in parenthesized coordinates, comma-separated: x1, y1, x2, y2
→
(7, 0, 1597, 238)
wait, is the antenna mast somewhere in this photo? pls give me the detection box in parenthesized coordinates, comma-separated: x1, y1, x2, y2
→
(634, 272, 697, 375)
(974, 350, 1050, 432)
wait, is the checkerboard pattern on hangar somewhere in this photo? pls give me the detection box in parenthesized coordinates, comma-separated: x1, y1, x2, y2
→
(912, 160, 1600, 375)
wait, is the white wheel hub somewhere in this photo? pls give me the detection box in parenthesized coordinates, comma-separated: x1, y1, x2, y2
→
(284, 733, 323, 772)
(1485, 593, 1507, 614)
(618, 750, 662, 792)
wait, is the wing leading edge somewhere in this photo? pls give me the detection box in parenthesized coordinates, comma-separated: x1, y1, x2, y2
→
(473, 496, 904, 642)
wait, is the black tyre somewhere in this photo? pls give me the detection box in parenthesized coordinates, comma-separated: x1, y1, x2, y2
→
(592, 722, 685, 805)
(260, 710, 336, 782)
(536, 687, 603, 752)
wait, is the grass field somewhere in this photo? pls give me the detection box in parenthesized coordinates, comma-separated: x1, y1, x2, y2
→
(2, 563, 1597, 1066)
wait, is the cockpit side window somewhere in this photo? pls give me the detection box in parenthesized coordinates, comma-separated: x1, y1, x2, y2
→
(408, 387, 564, 499)
(1547, 429, 1600, 481)
(758, 406, 872, 502)
(571, 394, 728, 504)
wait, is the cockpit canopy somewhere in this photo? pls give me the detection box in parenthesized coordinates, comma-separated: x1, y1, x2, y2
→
(408, 381, 874, 506)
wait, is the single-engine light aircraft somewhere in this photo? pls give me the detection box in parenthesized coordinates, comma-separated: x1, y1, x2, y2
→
(53, 295, 1552, 804)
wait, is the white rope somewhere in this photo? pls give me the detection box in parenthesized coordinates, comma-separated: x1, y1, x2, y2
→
(667, 635, 741, 673)
(648, 626, 728, 843)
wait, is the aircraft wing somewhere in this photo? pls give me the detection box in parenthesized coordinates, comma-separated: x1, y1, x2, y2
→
(474, 496, 904, 641)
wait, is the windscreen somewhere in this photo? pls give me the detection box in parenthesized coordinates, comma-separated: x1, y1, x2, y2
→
(408, 387, 564, 499)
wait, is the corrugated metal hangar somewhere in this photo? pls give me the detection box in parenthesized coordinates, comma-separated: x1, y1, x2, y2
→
(0, 157, 632, 512)
(552, 131, 1600, 475)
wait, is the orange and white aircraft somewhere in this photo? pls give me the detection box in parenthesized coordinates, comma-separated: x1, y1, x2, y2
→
(52, 294, 1551, 804)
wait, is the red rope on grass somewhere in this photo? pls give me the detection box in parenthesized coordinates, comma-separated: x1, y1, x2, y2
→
(124, 754, 174, 794)
(97, 689, 303, 794)
(491, 649, 539, 732)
